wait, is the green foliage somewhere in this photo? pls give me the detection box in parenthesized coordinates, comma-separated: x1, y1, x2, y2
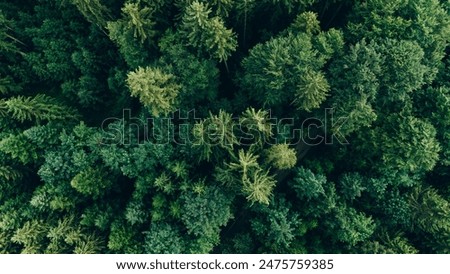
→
(107, 2, 157, 68)
(348, 0, 450, 81)
(181, 1, 237, 62)
(372, 39, 429, 105)
(240, 15, 342, 109)
(70, 167, 113, 198)
(327, 203, 376, 247)
(0, 95, 78, 123)
(126, 66, 181, 116)
(0, 11, 21, 54)
(239, 108, 273, 141)
(242, 168, 277, 205)
(293, 68, 330, 112)
(290, 11, 320, 34)
(0, 74, 21, 95)
(409, 187, 450, 253)
(158, 31, 219, 109)
(192, 110, 237, 161)
(250, 197, 303, 252)
(358, 230, 418, 254)
(108, 219, 144, 254)
(0, 165, 22, 182)
(121, 3, 156, 44)
(337, 173, 365, 202)
(180, 186, 233, 237)
(0, 133, 38, 164)
(265, 143, 297, 170)
(410, 187, 450, 235)
(70, 0, 111, 27)
(0, 0, 448, 255)
(413, 86, 450, 167)
(376, 114, 441, 173)
(289, 167, 338, 219)
(46, 215, 105, 254)
(290, 167, 326, 200)
(144, 223, 185, 254)
(11, 220, 48, 254)
(328, 40, 381, 136)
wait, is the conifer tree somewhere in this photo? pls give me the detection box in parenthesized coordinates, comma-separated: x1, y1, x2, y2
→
(0, 95, 78, 123)
(126, 66, 181, 117)
(240, 13, 342, 109)
(107, 2, 157, 68)
(70, 0, 111, 28)
(265, 143, 297, 170)
(181, 1, 237, 63)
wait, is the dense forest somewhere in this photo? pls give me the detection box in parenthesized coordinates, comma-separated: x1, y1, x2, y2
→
(0, 0, 449, 254)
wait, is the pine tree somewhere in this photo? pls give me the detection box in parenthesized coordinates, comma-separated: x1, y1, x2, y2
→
(70, 167, 113, 199)
(328, 39, 381, 136)
(240, 15, 341, 109)
(250, 196, 303, 253)
(289, 167, 338, 218)
(0, 133, 38, 165)
(293, 68, 330, 112)
(191, 110, 237, 161)
(326, 203, 376, 247)
(242, 168, 277, 205)
(126, 66, 181, 117)
(265, 143, 297, 170)
(158, 31, 220, 110)
(0, 11, 21, 54)
(144, 223, 185, 254)
(410, 187, 450, 236)
(347, 0, 450, 82)
(121, 2, 156, 44)
(107, 2, 157, 68)
(70, 0, 111, 28)
(238, 107, 273, 144)
(11, 220, 48, 254)
(181, 1, 237, 62)
(0, 165, 22, 182)
(179, 186, 233, 253)
(0, 95, 78, 123)
(376, 114, 441, 174)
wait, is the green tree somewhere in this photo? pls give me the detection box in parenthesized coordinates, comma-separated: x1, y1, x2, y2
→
(240, 13, 342, 109)
(374, 114, 441, 174)
(180, 186, 233, 253)
(158, 31, 219, 111)
(181, 1, 237, 63)
(70, 0, 111, 28)
(126, 66, 181, 117)
(265, 143, 297, 170)
(191, 110, 237, 162)
(70, 167, 113, 199)
(120, 3, 156, 44)
(107, 2, 157, 68)
(0, 11, 21, 54)
(328, 40, 381, 136)
(0, 94, 78, 123)
(250, 196, 303, 253)
(409, 187, 450, 253)
(326, 203, 376, 247)
(347, 0, 450, 82)
(144, 223, 185, 254)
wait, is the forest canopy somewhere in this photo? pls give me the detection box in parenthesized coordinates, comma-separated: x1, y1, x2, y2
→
(0, 0, 449, 254)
